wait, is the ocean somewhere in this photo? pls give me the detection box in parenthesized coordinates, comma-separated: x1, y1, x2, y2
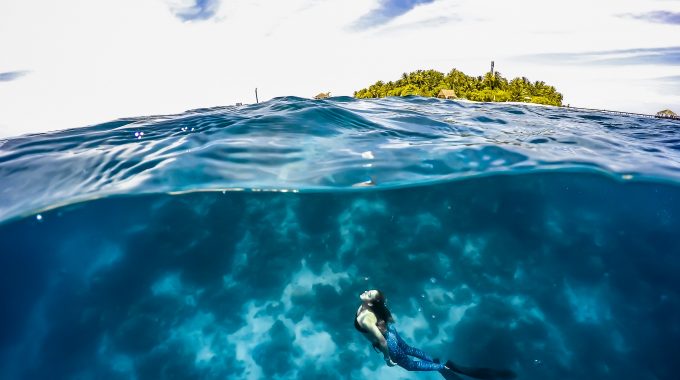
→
(1, 96, 678, 380)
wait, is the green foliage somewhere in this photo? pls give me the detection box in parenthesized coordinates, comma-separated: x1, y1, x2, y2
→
(354, 68, 563, 106)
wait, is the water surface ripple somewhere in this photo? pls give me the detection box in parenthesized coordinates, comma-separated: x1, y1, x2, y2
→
(1, 96, 679, 222)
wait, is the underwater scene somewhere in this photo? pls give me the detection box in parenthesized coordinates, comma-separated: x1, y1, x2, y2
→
(1, 97, 679, 380)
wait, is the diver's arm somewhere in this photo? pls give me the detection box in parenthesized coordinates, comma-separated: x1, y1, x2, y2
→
(357, 311, 395, 365)
(366, 324, 392, 362)
(360, 316, 391, 362)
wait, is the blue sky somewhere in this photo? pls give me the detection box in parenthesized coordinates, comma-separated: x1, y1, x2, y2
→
(624, 10, 680, 25)
(350, 0, 436, 29)
(0, 70, 30, 82)
(167, 0, 221, 21)
(166, 0, 437, 26)
(1, 0, 679, 137)
(523, 47, 680, 66)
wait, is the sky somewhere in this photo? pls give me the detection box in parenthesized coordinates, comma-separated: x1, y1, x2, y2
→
(1, 0, 680, 138)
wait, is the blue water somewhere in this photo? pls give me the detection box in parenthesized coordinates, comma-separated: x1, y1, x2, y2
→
(0, 96, 679, 379)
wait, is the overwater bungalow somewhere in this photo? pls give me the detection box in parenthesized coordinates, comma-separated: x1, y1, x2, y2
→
(437, 89, 457, 99)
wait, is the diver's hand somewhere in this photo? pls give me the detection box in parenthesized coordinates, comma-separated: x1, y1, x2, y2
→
(384, 357, 397, 367)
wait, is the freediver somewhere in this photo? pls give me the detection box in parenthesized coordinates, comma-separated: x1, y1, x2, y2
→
(355, 289, 516, 379)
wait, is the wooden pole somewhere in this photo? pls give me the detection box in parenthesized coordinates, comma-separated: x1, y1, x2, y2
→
(255, 88, 259, 104)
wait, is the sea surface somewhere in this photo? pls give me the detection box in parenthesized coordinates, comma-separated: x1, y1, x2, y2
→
(0, 96, 679, 380)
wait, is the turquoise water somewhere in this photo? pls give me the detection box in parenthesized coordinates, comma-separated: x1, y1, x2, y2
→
(0, 97, 679, 379)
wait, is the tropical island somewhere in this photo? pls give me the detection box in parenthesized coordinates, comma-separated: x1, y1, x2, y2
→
(354, 68, 564, 106)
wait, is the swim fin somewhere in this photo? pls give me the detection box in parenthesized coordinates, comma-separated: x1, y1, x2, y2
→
(439, 368, 463, 380)
(446, 360, 516, 379)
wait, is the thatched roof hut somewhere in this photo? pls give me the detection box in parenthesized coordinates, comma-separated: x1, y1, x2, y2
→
(656, 109, 677, 118)
(437, 89, 457, 99)
(314, 92, 330, 100)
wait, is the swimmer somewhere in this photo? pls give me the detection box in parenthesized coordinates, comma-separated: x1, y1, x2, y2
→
(355, 289, 516, 379)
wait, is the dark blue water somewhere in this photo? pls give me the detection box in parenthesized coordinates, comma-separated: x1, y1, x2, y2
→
(1, 97, 679, 380)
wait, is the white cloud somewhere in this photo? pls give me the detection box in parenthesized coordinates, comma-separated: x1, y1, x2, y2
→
(1, 0, 679, 137)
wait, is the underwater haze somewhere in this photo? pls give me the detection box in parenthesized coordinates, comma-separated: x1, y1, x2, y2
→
(1, 97, 679, 380)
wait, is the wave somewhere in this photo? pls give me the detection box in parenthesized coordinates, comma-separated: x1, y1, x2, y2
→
(1, 96, 679, 223)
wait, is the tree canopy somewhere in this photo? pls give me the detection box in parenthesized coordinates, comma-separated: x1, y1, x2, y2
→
(354, 68, 563, 106)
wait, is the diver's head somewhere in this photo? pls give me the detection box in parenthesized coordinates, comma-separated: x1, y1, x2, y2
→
(360, 289, 384, 303)
(360, 289, 393, 325)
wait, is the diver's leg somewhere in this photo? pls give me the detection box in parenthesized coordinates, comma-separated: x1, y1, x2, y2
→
(396, 355, 447, 371)
(384, 327, 403, 363)
(386, 327, 444, 371)
(392, 328, 436, 361)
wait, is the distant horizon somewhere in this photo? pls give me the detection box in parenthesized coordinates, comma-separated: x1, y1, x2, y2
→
(1, 0, 680, 137)
(0, 84, 678, 139)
